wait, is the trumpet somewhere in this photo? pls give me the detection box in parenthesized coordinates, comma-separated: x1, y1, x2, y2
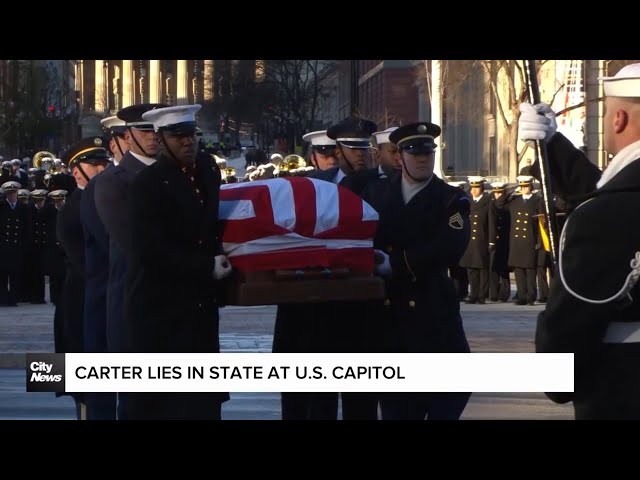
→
(33, 151, 55, 171)
(277, 154, 308, 176)
(222, 166, 238, 184)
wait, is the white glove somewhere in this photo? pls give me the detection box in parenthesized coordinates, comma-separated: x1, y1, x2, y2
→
(374, 249, 392, 276)
(213, 255, 233, 280)
(518, 102, 557, 143)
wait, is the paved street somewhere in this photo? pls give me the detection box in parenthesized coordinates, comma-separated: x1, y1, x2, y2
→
(0, 297, 574, 420)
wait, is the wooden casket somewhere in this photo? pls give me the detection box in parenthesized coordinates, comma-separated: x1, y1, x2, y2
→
(218, 177, 385, 305)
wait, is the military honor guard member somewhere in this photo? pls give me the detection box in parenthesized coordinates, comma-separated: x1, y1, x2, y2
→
(272, 117, 382, 421)
(0, 181, 30, 306)
(495, 175, 541, 305)
(371, 127, 401, 178)
(125, 104, 231, 420)
(302, 130, 339, 171)
(55, 138, 111, 420)
(519, 63, 640, 419)
(46, 190, 67, 306)
(25, 189, 49, 304)
(459, 176, 494, 304)
(360, 122, 473, 420)
(100, 115, 128, 164)
(488, 182, 511, 302)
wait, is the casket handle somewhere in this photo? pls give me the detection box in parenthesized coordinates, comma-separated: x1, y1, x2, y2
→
(274, 268, 351, 281)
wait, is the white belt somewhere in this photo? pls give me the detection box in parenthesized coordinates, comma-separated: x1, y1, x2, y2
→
(603, 322, 640, 343)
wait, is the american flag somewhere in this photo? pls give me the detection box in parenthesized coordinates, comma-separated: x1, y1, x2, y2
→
(219, 177, 379, 273)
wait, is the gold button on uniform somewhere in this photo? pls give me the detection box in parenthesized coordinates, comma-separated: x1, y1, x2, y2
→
(409, 300, 416, 308)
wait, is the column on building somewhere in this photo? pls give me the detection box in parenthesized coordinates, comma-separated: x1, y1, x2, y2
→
(122, 60, 133, 108)
(204, 60, 214, 101)
(149, 60, 161, 104)
(177, 60, 188, 105)
(95, 60, 105, 112)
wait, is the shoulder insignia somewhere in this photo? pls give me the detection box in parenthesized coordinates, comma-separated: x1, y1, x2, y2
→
(449, 212, 464, 230)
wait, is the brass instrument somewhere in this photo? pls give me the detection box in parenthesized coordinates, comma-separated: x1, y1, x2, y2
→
(223, 167, 237, 184)
(278, 154, 307, 176)
(33, 151, 55, 171)
(44, 159, 64, 188)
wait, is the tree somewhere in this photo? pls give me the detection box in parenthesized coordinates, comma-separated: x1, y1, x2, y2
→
(262, 60, 325, 150)
(0, 60, 59, 156)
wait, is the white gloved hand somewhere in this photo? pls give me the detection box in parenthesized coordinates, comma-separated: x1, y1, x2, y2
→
(518, 102, 558, 143)
(213, 255, 233, 280)
(374, 249, 392, 276)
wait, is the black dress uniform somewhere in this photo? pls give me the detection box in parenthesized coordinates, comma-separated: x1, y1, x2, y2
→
(45, 192, 67, 306)
(495, 178, 541, 305)
(273, 118, 382, 420)
(459, 179, 494, 304)
(488, 184, 511, 302)
(81, 170, 117, 420)
(124, 104, 228, 420)
(25, 191, 49, 303)
(533, 131, 640, 419)
(362, 122, 472, 420)
(0, 182, 30, 306)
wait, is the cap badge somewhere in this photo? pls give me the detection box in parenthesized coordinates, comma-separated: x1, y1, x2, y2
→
(418, 124, 427, 134)
(94, 137, 103, 146)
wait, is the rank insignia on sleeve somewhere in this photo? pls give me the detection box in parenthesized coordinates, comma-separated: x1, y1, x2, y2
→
(449, 212, 464, 230)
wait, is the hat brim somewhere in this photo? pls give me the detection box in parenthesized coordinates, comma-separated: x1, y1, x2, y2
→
(159, 122, 198, 135)
(401, 144, 436, 155)
(312, 145, 337, 154)
(338, 140, 371, 149)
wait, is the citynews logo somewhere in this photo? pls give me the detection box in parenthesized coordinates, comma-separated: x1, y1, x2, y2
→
(26, 353, 65, 393)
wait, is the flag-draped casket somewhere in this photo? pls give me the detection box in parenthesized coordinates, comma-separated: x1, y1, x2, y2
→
(218, 177, 385, 305)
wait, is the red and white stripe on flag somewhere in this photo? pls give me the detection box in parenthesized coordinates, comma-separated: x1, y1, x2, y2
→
(219, 177, 379, 273)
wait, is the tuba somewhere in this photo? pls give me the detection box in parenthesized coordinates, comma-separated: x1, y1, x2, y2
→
(33, 151, 55, 171)
(278, 154, 307, 176)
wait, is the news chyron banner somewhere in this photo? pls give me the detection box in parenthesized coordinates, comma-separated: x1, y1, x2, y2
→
(27, 353, 574, 393)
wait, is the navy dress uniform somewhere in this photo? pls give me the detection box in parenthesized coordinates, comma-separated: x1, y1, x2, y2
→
(94, 103, 165, 420)
(46, 190, 67, 306)
(360, 122, 472, 420)
(25, 189, 49, 303)
(488, 182, 511, 302)
(302, 130, 337, 171)
(124, 104, 229, 420)
(55, 139, 111, 420)
(272, 117, 382, 421)
(77, 138, 116, 420)
(459, 176, 494, 304)
(0, 181, 30, 306)
(495, 176, 541, 305)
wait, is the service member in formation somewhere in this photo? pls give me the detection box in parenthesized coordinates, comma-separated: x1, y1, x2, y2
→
(495, 176, 541, 305)
(100, 115, 128, 164)
(0, 181, 30, 306)
(25, 189, 49, 304)
(302, 130, 339, 171)
(55, 138, 111, 420)
(125, 104, 232, 420)
(518, 63, 640, 419)
(371, 127, 401, 178)
(94, 103, 165, 420)
(488, 182, 511, 302)
(273, 117, 382, 420)
(459, 176, 494, 304)
(360, 122, 473, 420)
(45, 190, 67, 305)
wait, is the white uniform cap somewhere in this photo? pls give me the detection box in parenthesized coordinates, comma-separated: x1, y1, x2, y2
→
(599, 63, 640, 97)
(302, 130, 336, 147)
(467, 176, 486, 186)
(142, 104, 202, 133)
(10, 158, 21, 166)
(517, 175, 535, 184)
(1, 181, 21, 191)
(270, 153, 283, 161)
(491, 182, 507, 190)
(48, 189, 68, 198)
(372, 127, 398, 146)
(17, 189, 30, 197)
(448, 181, 467, 188)
(101, 115, 126, 129)
(30, 189, 48, 198)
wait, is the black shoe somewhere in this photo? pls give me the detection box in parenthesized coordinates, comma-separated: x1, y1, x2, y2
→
(464, 297, 477, 304)
(513, 299, 526, 305)
(477, 299, 486, 304)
